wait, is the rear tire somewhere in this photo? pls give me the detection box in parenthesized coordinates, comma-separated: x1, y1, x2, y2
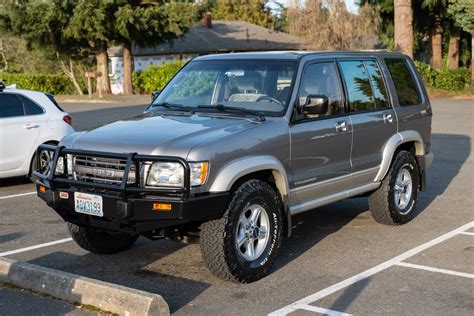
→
(369, 150, 420, 225)
(68, 223, 138, 254)
(200, 179, 283, 283)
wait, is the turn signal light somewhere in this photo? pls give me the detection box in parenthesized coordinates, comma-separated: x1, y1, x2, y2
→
(153, 203, 172, 211)
(38, 185, 47, 193)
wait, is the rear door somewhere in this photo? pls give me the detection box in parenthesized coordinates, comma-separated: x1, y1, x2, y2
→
(0, 93, 42, 172)
(289, 60, 352, 206)
(337, 59, 397, 186)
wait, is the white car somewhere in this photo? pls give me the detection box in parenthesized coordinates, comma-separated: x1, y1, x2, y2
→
(0, 82, 75, 178)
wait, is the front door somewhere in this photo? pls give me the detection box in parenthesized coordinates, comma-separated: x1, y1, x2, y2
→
(338, 59, 397, 186)
(289, 61, 352, 207)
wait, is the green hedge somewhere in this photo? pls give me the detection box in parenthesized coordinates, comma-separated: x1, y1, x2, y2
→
(133, 61, 186, 94)
(0, 73, 74, 95)
(414, 61, 471, 92)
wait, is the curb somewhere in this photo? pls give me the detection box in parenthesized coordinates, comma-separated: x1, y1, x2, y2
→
(0, 257, 169, 316)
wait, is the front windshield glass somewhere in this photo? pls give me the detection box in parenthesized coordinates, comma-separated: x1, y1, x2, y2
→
(152, 59, 297, 116)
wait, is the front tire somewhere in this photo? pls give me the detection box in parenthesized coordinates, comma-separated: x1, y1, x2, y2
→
(68, 223, 138, 254)
(200, 179, 283, 283)
(369, 150, 420, 225)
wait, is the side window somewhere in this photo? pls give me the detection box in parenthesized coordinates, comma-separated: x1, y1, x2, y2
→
(0, 94, 25, 118)
(297, 62, 343, 118)
(365, 60, 389, 108)
(339, 61, 374, 112)
(18, 95, 44, 115)
(385, 58, 421, 106)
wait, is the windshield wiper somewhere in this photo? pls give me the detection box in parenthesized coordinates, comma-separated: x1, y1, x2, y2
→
(152, 102, 194, 113)
(197, 104, 265, 121)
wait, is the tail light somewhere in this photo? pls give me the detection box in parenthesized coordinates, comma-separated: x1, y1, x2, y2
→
(63, 115, 72, 125)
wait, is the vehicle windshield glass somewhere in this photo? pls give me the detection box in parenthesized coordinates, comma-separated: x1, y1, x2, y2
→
(151, 59, 297, 116)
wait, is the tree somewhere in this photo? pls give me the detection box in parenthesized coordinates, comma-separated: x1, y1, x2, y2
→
(394, 0, 414, 57)
(67, 0, 114, 95)
(208, 0, 276, 29)
(286, 0, 380, 50)
(0, 0, 86, 94)
(114, 1, 198, 95)
(448, 0, 474, 81)
(423, 0, 448, 69)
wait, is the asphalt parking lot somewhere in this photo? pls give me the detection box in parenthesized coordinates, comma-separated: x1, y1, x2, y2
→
(1, 98, 473, 315)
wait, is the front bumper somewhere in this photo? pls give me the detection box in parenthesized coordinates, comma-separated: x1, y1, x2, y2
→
(37, 184, 229, 234)
(33, 144, 230, 234)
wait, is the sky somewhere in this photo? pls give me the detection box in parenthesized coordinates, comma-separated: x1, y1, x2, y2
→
(271, 0, 359, 13)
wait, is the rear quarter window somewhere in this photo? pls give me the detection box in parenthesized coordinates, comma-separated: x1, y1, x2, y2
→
(18, 95, 44, 115)
(385, 58, 421, 106)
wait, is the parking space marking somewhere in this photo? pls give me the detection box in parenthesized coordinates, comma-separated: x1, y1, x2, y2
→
(0, 191, 36, 200)
(395, 262, 474, 279)
(293, 304, 352, 315)
(0, 238, 73, 257)
(459, 232, 474, 236)
(269, 221, 474, 315)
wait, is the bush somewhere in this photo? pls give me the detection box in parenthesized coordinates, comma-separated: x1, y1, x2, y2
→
(0, 73, 74, 95)
(133, 61, 186, 94)
(414, 61, 471, 92)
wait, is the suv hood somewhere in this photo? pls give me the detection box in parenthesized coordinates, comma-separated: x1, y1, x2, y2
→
(63, 113, 261, 157)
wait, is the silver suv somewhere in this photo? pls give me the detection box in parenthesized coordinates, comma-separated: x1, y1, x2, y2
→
(34, 51, 433, 283)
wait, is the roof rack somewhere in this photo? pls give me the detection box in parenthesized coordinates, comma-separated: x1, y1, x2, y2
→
(0, 79, 5, 92)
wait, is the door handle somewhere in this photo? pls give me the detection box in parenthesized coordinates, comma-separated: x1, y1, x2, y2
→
(383, 113, 393, 124)
(335, 120, 348, 132)
(23, 124, 40, 129)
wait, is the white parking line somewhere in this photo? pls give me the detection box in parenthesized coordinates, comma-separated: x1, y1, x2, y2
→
(459, 232, 474, 236)
(269, 221, 474, 315)
(395, 262, 474, 279)
(0, 191, 36, 200)
(0, 238, 73, 257)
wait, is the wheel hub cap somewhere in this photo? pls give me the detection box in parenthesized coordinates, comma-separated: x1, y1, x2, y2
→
(394, 167, 413, 213)
(236, 204, 270, 261)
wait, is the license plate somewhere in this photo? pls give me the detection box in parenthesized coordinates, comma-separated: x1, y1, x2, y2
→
(74, 192, 103, 217)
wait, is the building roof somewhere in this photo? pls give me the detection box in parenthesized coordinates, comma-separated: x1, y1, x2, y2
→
(108, 20, 302, 57)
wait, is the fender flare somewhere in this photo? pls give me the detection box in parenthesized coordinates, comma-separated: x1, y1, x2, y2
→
(209, 156, 292, 236)
(375, 130, 425, 182)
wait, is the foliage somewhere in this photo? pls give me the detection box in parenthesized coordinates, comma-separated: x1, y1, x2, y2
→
(447, 0, 474, 33)
(133, 61, 186, 94)
(286, 0, 381, 50)
(0, 73, 74, 95)
(206, 0, 276, 29)
(414, 61, 471, 91)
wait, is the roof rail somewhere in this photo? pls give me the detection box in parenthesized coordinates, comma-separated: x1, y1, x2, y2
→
(0, 79, 5, 92)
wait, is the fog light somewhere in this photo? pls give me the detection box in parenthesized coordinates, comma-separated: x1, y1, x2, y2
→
(153, 203, 172, 211)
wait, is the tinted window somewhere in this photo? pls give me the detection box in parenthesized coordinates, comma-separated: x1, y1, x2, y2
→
(365, 60, 389, 108)
(339, 61, 374, 112)
(385, 58, 421, 106)
(46, 94, 65, 112)
(19, 95, 44, 115)
(0, 94, 24, 118)
(297, 62, 343, 118)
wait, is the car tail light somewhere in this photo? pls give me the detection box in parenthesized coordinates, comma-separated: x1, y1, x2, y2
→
(63, 115, 72, 125)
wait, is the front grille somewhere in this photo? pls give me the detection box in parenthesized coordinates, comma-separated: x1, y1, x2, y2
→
(73, 155, 136, 185)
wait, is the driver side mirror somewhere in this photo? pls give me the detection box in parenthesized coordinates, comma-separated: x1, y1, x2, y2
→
(151, 90, 161, 102)
(299, 94, 329, 115)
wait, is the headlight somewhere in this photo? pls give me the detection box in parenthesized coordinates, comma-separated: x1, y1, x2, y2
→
(55, 155, 73, 175)
(146, 162, 184, 187)
(190, 162, 209, 186)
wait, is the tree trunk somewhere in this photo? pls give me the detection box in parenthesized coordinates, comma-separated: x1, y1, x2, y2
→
(447, 26, 460, 69)
(394, 0, 413, 58)
(471, 33, 474, 84)
(57, 55, 83, 96)
(431, 13, 443, 69)
(96, 50, 111, 95)
(122, 43, 134, 96)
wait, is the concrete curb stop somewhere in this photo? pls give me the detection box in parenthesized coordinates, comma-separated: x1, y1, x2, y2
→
(0, 257, 169, 316)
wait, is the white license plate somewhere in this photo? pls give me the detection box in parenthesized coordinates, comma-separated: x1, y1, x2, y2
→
(74, 192, 103, 217)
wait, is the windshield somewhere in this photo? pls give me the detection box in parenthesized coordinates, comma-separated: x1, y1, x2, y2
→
(151, 59, 297, 116)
